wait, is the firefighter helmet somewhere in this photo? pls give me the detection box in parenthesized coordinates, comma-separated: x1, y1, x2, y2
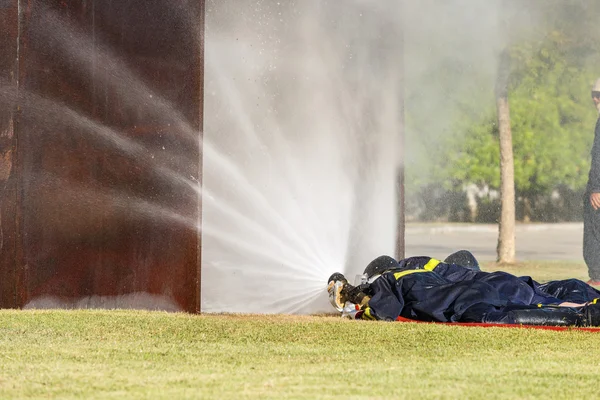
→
(363, 255, 400, 280)
(444, 250, 480, 271)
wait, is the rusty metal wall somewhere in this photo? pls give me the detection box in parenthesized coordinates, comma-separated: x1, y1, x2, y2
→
(0, 0, 204, 312)
(0, 0, 19, 308)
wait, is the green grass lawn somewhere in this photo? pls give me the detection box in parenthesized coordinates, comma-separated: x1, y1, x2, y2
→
(481, 260, 591, 282)
(1, 261, 598, 399)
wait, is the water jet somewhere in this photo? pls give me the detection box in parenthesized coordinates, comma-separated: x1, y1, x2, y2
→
(1, 0, 406, 314)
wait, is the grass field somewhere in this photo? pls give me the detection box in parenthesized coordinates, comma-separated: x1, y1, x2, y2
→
(481, 260, 591, 282)
(1, 261, 599, 399)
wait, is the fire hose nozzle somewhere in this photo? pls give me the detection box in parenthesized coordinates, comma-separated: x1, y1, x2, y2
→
(327, 272, 348, 312)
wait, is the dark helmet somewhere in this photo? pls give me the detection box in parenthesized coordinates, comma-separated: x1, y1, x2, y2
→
(327, 272, 347, 284)
(363, 255, 400, 279)
(444, 250, 480, 271)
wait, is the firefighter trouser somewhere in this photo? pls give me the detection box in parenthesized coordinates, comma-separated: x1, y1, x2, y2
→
(584, 194, 600, 280)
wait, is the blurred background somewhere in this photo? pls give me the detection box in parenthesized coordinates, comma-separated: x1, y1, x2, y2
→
(202, 0, 600, 312)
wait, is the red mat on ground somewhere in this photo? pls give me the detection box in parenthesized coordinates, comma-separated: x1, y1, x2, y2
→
(395, 316, 600, 332)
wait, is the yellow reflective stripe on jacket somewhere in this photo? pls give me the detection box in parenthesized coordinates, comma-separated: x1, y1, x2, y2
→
(391, 259, 440, 280)
(393, 269, 431, 280)
(362, 307, 376, 320)
(423, 258, 441, 271)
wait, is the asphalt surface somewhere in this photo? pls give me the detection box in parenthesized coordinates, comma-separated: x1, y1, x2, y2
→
(405, 222, 584, 261)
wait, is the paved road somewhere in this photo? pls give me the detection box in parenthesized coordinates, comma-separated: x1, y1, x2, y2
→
(405, 222, 584, 261)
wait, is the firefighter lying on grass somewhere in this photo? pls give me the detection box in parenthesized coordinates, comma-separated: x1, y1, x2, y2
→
(327, 251, 600, 327)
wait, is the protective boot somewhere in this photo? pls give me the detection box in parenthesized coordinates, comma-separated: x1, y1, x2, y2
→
(507, 308, 584, 327)
(583, 302, 600, 326)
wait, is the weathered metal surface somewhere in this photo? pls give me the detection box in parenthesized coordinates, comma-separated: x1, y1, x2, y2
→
(0, 0, 19, 308)
(1, 0, 204, 312)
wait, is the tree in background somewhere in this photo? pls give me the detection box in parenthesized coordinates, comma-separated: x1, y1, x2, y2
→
(496, 49, 516, 263)
(406, 4, 600, 224)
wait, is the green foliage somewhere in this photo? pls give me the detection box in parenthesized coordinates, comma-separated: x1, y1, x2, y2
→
(446, 116, 501, 189)
(408, 26, 600, 215)
(507, 31, 596, 195)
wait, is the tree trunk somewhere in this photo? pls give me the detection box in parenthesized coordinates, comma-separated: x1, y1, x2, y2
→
(495, 50, 516, 263)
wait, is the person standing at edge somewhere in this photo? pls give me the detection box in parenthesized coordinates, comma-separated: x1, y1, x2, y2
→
(584, 78, 600, 286)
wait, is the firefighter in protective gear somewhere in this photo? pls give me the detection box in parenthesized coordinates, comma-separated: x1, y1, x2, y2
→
(584, 78, 600, 285)
(327, 251, 600, 327)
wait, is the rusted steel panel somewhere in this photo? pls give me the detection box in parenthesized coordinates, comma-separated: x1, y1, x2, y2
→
(0, 0, 19, 308)
(6, 0, 203, 312)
